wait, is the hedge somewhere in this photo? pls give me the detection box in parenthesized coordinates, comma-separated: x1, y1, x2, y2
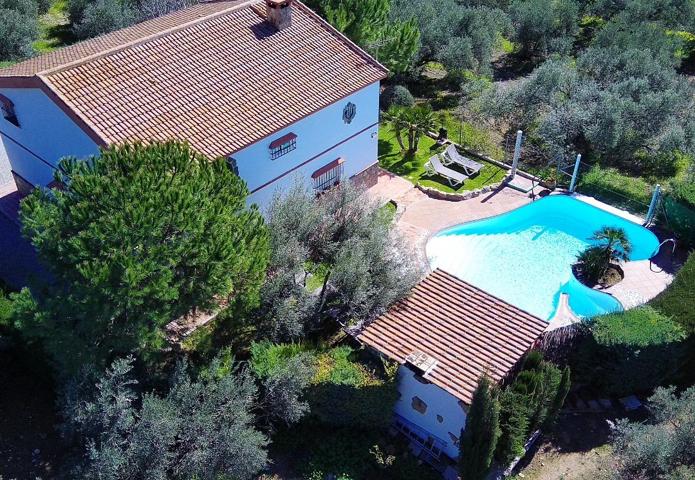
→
(651, 251, 695, 335)
(662, 181, 695, 247)
(573, 307, 686, 396)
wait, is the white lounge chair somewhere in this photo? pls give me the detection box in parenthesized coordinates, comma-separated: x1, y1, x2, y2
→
(442, 144, 483, 176)
(424, 154, 468, 187)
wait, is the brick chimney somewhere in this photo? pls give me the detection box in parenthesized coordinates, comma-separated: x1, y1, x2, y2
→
(266, 0, 292, 30)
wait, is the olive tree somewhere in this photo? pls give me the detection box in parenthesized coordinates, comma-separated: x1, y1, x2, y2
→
(257, 181, 422, 341)
(610, 386, 695, 479)
(61, 356, 271, 479)
(0, 0, 38, 61)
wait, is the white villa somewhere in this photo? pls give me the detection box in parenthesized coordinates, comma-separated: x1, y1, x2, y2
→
(0, 0, 386, 209)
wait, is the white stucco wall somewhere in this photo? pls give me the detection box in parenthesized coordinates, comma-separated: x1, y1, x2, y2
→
(394, 366, 467, 460)
(0, 81, 379, 201)
(234, 82, 380, 210)
(0, 88, 100, 186)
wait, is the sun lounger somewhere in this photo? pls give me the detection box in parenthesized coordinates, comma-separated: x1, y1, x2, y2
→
(424, 154, 468, 187)
(442, 144, 483, 176)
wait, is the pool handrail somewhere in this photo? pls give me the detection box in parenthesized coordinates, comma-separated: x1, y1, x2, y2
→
(650, 238, 676, 260)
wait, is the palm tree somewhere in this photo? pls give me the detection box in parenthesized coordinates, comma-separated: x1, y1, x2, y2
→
(411, 105, 436, 152)
(576, 226, 632, 284)
(592, 226, 633, 263)
(387, 106, 408, 152)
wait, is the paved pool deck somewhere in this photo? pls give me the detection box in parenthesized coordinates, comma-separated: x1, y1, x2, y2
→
(365, 168, 675, 321)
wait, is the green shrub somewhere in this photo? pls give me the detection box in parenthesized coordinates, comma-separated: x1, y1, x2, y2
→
(663, 181, 695, 247)
(593, 307, 686, 346)
(309, 347, 398, 430)
(74, 0, 137, 39)
(573, 307, 686, 396)
(495, 352, 568, 466)
(0, 0, 38, 61)
(651, 252, 695, 334)
(496, 389, 531, 464)
(0, 290, 13, 330)
(380, 85, 415, 110)
(250, 341, 310, 377)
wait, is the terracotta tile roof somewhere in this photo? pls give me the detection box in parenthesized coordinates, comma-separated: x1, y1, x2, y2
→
(358, 269, 548, 404)
(0, 0, 386, 157)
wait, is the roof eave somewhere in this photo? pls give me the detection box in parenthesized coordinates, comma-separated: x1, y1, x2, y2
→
(0, 75, 108, 147)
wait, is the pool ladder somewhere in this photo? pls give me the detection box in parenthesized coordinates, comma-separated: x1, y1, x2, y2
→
(651, 238, 676, 259)
(649, 238, 675, 272)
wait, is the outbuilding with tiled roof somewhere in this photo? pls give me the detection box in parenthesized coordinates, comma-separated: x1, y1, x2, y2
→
(358, 268, 548, 461)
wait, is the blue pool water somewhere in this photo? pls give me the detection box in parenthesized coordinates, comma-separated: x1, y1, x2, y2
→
(426, 196, 660, 320)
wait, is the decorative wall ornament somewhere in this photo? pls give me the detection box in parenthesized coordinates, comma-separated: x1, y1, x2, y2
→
(343, 102, 356, 124)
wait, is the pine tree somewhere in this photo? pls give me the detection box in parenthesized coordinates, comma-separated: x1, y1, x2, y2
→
(17, 141, 270, 376)
(459, 374, 501, 480)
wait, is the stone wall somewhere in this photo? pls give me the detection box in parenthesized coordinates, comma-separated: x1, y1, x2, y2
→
(416, 174, 513, 202)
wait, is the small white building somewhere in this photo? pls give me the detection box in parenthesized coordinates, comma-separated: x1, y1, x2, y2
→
(0, 0, 386, 210)
(358, 269, 547, 464)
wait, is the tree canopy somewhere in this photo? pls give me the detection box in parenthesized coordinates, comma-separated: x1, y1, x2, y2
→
(0, 0, 39, 61)
(60, 356, 271, 479)
(610, 386, 695, 479)
(15, 141, 269, 376)
(392, 0, 511, 75)
(459, 374, 501, 480)
(257, 181, 421, 342)
(306, 0, 420, 74)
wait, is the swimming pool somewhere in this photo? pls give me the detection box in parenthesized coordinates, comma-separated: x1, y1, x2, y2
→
(426, 195, 660, 320)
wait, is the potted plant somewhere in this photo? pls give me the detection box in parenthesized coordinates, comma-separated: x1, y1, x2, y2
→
(537, 167, 558, 190)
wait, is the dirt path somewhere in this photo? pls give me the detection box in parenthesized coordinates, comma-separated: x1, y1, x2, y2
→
(516, 413, 614, 480)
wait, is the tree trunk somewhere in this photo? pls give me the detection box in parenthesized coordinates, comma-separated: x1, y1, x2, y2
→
(316, 268, 332, 317)
(394, 128, 406, 151)
(408, 127, 416, 152)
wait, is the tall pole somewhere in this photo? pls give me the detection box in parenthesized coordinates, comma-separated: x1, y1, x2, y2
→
(569, 154, 582, 193)
(510, 130, 523, 179)
(646, 184, 661, 226)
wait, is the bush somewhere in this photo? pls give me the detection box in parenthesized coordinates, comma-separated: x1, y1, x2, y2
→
(495, 351, 568, 466)
(0, 290, 13, 330)
(573, 307, 686, 396)
(272, 423, 439, 480)
(380, 85, 415, 110)
(0, 0, 38, 61)
(250, 341, 310, 377)
(663, 181, 695, 247)
(309, 347, 399, 430)
(651, 252, 695, 335)
(74, 0, 137, 39)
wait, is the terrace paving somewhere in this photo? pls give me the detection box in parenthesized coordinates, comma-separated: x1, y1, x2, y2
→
(365, 168, 674, 321)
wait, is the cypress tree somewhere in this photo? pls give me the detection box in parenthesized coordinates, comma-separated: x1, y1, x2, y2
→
(459, 374, 501, 480)
(543, 366, 571, 430)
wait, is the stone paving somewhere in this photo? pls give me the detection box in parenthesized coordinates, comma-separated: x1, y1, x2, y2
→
(365, 168, 675, 317)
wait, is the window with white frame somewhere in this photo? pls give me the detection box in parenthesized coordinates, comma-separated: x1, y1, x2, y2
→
(312, 158, 344, 192)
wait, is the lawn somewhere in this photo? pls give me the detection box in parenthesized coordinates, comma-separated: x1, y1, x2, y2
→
(34, 0, 73, 54)
(378, 128, 507, 193)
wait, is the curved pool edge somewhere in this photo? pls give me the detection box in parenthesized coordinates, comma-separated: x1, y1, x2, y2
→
(425, 195, 658, 322)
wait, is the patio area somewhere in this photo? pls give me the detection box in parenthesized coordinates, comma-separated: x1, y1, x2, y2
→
(365, 168, 675, 321)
